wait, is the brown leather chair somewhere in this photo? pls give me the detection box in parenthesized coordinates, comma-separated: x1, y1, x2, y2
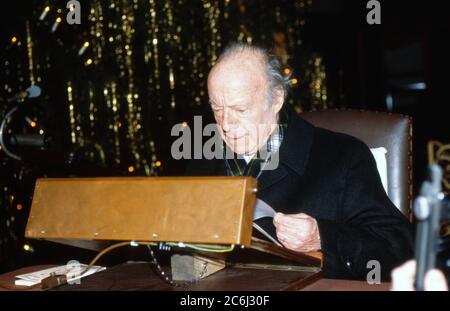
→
(300, 109, 413, 220)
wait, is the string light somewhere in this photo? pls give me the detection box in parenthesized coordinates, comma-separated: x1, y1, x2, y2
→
(39, 6, 50, 20)
(67, 81, 77, 144)
(149, 0, 161, 97)
(78, 41, 90, 56)
(87, 82, 97, 143)
(25, 116, 37, 128)
(106, 81, 121, 165)
(51, 17, 62, 33)
(23, 244, 34, 252)
(25, 21, 35, 85)
(204, 0, 221, 66)
(308, 55, 327, 110)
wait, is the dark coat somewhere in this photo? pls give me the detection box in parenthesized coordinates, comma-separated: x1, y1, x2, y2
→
(185, 111, 414, 280)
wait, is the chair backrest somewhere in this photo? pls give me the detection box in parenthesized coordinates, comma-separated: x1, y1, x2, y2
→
(300, 109, 413, 220)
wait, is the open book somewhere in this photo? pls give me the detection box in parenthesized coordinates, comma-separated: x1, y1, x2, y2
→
(253, 199, 282, 247)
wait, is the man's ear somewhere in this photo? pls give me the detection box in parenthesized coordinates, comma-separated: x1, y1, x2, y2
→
(271, 87, 285, 114)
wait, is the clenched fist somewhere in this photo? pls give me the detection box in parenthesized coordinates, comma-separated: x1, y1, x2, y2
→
(273, 212, 321, 253)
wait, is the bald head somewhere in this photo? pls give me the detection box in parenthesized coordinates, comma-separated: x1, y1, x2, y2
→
(207, 43, 287, 155)
(208, 47, 268, 102)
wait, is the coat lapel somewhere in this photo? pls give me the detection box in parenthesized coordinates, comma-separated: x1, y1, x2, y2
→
(256, 111, 315, 192)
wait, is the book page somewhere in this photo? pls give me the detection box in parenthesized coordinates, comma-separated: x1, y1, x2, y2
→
(252, 199, 282, 247)
(253, 198, 276, 220)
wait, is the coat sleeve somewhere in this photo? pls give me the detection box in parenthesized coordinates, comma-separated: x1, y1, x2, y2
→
(315, 139, 414, 280)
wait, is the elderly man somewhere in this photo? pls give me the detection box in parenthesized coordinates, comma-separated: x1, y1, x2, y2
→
(186, 43, 413, 280)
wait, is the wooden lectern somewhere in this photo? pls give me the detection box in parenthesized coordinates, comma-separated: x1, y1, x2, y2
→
(26, 176, 257, 245)
(25, 176, 322, 289)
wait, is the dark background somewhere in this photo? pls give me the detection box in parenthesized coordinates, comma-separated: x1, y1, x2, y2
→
(1, 0, 449, 273)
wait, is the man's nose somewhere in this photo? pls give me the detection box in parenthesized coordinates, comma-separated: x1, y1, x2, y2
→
(222, 109, 235, 132)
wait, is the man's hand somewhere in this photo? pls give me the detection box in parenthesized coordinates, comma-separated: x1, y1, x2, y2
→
(273, 212, 321, 252)
(391, 260, 448, 291)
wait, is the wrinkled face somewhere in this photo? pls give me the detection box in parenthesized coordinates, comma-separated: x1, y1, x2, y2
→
(207, 53, 283, 155)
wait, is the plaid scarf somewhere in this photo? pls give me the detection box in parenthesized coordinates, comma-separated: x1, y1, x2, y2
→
(224, 108, 288, 179)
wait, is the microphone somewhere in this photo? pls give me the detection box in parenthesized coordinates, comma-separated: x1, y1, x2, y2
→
(6, 85, 41, 103)
(414, 165, 443, 290)
(9, 134, 50, 148)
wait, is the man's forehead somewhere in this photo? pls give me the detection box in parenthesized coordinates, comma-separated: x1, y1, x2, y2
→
(209, 91, 254, 106)
(209, 64, 265, 98)
(208, 79, 264, 108)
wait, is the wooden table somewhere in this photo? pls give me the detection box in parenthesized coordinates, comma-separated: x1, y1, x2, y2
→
(0, 263, 390, 291)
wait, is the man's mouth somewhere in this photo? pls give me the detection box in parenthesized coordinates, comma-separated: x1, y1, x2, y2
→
(225, 134, 245, 141)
